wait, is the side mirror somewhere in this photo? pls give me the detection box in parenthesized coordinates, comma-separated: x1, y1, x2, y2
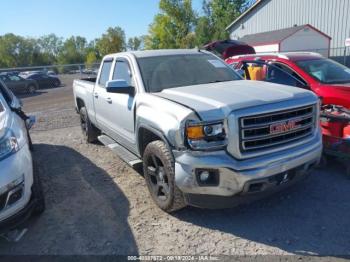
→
(10, 97, 22, 111)
(26, 115, 36, 130)
(106, 80, 134, 95)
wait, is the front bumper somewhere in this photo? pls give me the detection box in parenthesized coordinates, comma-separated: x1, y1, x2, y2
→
(174, 130, 322, 208)
(0, 144, 34, 229)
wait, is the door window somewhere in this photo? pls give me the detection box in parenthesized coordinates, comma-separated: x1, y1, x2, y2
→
(9, 75, 22, 81)
(98, 60, 113, 87)
(241, 61, 306, 88)
(272, 63, 307, 87)
(112, 60, 133, 86)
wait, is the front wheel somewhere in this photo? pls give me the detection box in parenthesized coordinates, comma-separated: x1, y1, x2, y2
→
(53, 80, 60, 87)
(143, 140, 186, 212)
(79, 107, 99, 143)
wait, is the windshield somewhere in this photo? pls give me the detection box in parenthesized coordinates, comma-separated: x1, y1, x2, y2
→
(137, 53, 241, 92)
(296, 58, 350, 84)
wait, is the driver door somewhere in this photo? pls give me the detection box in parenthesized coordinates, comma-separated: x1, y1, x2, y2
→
(93, 57, 136, 149)
(104, 58, 136, 147)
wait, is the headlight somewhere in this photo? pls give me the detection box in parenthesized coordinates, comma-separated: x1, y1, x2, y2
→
(185, 120, 227, 150)
(0, 130, 19, 161)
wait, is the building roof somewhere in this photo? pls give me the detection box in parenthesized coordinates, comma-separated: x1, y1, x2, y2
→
(238, 24, 331, 46)
(226, 0, 266, 31)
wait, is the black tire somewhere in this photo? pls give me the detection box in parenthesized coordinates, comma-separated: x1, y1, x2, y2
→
(27, 85, 36, 94)
(80, 107, 99, 143)
(53, 80, 60, 87)
(143, 140, 186, 212)
(32, 166, 45, 216)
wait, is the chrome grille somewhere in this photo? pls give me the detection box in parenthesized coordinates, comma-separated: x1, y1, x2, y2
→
(240, 105, 315, 152)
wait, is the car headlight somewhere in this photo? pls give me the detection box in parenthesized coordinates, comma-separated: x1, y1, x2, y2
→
(0, 130, 19, 161)
(185, 120, 227, 150)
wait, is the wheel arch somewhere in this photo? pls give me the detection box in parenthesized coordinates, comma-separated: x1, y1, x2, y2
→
(137, 125, 173, 158)
(76, 97, 85, 111)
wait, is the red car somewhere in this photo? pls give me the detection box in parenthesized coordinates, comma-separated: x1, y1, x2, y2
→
(227, 52, 350, 172)
(226, 52, 350, 109)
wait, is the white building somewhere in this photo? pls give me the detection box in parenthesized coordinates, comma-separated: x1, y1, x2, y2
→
(238, 24, 331, 57)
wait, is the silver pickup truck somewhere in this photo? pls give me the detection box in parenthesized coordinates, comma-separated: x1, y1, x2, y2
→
(73, 49, 322, 212)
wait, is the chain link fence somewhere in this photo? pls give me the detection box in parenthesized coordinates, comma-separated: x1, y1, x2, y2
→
(0, 46, 348, 95)
(0, 63, 101, 96)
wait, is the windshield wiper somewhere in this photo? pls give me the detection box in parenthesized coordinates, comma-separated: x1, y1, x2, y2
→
(208, 80, 231, 84)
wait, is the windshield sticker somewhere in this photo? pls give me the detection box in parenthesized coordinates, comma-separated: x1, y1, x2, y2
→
(208, 60, 226, 68)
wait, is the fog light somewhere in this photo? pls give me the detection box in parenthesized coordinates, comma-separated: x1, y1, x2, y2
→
(199, 171, 210, 182)
(195, 169, 220, 186)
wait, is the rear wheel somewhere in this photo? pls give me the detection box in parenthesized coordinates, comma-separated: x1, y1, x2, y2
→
(79, 107, 99, 143)
(27, 85, 36, 94)
(53, 80, 60, 87)
(143, 140, 186, 212)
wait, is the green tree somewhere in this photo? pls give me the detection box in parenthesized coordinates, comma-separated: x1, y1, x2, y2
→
(145, 0, 197, 49)
(194, 0, 254, 46)
(37, 34, 63, 64)
(195, 16, 213, 46)
(127, 36, 144, 51)
(95, 27, 126, 57)
(0, 34, 45, 67)
(85, 50, 98, 68)
(57, 36, 88, 65)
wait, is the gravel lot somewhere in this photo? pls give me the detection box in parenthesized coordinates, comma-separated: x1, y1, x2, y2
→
(0, 76, 349, 257)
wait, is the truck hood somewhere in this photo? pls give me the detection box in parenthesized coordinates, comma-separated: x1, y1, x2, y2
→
(155, 80, 315, 120)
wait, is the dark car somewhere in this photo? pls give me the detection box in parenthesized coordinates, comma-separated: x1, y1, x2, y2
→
(203, 40, 256, 59)
(25, 73, 61, 89)
(0, 73, 38, 94)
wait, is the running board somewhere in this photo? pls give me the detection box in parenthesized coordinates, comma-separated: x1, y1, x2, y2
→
(98, 135, 142, 167)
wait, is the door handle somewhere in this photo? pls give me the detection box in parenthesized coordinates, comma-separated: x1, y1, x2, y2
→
(106, 97, 112, 104)
(93, 92, 99, 98)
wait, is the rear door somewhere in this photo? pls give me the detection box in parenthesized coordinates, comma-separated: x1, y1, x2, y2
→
(8, 75, 26, 93)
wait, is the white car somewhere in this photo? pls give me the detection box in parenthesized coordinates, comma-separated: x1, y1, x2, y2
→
(0, 80, 44, 232)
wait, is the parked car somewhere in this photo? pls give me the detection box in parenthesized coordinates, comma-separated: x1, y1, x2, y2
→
(226, 52, 350, 109)
(25, 73, 61, 89)
(203, 40, 255, 59)
(226, 53, 350, 176)
(0, 80, 45, 232)
(47, 70, 58, 77)
(73, 49, 322, 212)
(0, 73, 38, 94)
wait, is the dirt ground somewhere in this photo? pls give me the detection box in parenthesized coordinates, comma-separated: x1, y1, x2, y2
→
(0, 76, 349, 257)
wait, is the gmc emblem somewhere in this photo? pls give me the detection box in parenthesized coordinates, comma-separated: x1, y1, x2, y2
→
(270, 119, 302, 134)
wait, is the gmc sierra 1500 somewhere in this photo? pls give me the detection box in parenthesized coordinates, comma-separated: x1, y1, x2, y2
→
(73, 49, 322, 212)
